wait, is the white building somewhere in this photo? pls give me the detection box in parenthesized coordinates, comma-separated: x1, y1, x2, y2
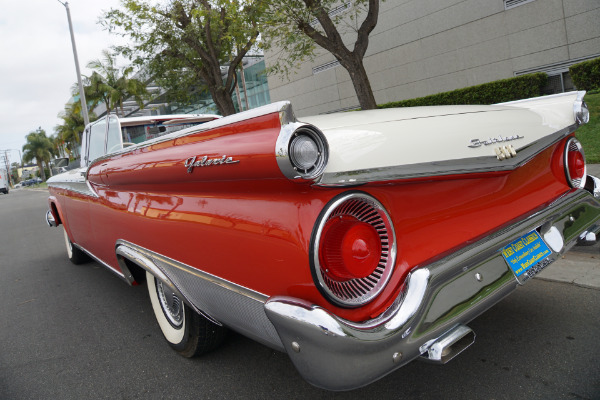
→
(264, 0, 600, 117)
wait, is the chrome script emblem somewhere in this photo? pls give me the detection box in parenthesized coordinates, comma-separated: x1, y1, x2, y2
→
(468, 135, 524, 148)
(495, 145, 517, 160)
(185, 155, 240, 173)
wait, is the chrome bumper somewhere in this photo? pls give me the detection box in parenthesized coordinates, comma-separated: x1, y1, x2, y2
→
(265, 182, 600, 391)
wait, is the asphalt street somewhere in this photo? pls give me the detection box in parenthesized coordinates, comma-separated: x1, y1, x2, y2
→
(0, 189, 599, 399)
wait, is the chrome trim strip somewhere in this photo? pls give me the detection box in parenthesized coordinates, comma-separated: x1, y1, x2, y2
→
(47, 168, 98, 198)
(264, 189, 600, 390)
(72, 243, 132, 284)
(316, 124, 577, 186)
(48, 181, 99, 198)
(91, 101, 292, 165)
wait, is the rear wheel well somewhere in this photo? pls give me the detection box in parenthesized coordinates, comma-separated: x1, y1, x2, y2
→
(122, 257, 147, 284)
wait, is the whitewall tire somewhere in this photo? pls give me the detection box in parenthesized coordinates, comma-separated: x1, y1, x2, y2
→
(146, 271, 226, 357)
(63, 228, 89, 265)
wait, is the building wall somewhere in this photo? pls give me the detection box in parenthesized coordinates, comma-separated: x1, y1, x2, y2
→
(264, 0, 600, 117)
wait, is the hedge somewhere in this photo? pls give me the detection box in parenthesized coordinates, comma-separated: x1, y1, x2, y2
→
(378, 73, 548, 109)
(569, 57, 600, 92)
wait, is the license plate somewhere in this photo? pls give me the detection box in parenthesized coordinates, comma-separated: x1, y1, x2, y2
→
(501, 230, 554, 283)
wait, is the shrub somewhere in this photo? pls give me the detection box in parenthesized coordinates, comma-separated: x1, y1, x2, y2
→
(570, 57, 600, 92)
(379, 73, 547, 109)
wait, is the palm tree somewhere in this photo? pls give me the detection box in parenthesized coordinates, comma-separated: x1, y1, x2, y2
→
(22, 128, 54, 181)
(55, 102, 95, 159)
(84, 49, 149, 117)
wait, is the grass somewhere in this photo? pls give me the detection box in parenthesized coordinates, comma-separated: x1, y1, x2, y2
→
(576, 91, 600, 163)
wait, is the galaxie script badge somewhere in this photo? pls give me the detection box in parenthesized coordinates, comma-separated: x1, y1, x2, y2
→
(468, 135, 524, 148)
(185, 155, 240, 173)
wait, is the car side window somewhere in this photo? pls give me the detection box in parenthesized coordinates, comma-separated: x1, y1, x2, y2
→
(87, 118, 107, 164)
(106, 115, 123, 154)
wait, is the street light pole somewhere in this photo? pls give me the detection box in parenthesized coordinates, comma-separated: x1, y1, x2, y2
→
(58, 0, 90, 127)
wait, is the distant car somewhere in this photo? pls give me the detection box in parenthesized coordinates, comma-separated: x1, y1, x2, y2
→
(34, 178, 42, 184)
(14, 183, 22, 189)
(45, 94, 599, 390)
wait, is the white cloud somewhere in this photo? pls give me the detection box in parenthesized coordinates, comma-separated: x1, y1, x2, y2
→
(0, 0, 124, 163)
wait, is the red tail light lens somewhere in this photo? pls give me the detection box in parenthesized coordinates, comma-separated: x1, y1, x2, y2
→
(311, 192, 396, 308)
(564, 138, 586, 189)
(320, 216, 382, 280)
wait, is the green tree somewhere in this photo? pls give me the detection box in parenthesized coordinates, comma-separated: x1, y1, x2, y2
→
(22, 128, 55, 181)
(261, 0, 380, 110)
(103, 0, 262, 116)
(83, 49, 149, 117)
(10, 162, 20, 184)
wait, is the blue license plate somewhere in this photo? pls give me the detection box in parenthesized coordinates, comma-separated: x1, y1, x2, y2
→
(502, 230, 553, 283)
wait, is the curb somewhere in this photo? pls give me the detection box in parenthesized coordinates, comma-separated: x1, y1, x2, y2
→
(535, 250, 600, 290)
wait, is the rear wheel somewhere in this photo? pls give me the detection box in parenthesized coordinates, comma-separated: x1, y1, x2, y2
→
(63, 228, 89, 264)
(146, 271, 226, 357)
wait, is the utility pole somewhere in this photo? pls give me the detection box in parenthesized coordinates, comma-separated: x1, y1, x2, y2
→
(57, 1, 90, 127)
(1, 151, 11, 186)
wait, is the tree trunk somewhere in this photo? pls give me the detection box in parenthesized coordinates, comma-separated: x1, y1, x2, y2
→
(341, 55, 377, 110)
(37, 160, 46, 181)
(211, 87, 237, 116)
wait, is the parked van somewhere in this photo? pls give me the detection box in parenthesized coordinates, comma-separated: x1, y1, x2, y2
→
(0, 169, 8, 194)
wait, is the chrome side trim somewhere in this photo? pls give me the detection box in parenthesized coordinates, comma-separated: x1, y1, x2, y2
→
(48, 181, 99, 198)
(264, 189, 600, 390)
(316, 124, 577, 186)
(72, 243, 133, 285)
(115, 240, 283, 350)
(47, 168, 98, 198)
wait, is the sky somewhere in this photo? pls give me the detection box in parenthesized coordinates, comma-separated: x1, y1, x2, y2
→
(0, 0, 125, 165)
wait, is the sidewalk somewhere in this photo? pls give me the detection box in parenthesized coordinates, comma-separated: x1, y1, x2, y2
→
(536, 248, 600, 289)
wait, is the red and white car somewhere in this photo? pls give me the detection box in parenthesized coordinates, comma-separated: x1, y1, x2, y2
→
(46, 92, 599, 390)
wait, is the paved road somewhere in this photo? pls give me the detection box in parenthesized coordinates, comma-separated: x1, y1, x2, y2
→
(1, 189, 599, 399)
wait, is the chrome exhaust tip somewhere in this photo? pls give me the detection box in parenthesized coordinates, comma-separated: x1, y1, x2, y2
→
(420, 324, 475, 364)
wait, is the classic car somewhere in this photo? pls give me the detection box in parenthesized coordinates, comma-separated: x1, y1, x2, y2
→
(45, 91, 598, 390)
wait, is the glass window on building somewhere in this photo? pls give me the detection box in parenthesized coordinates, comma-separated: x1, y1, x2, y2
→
(543, 71, 575, 95)
(233, 59, 272, 112)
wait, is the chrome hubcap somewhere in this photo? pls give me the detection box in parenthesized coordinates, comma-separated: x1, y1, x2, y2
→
(156, 280, 184, 328)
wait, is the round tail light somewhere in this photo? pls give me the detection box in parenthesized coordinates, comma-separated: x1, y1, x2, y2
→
(311, 192, 396, 308)
(564, 138, 586, 189)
